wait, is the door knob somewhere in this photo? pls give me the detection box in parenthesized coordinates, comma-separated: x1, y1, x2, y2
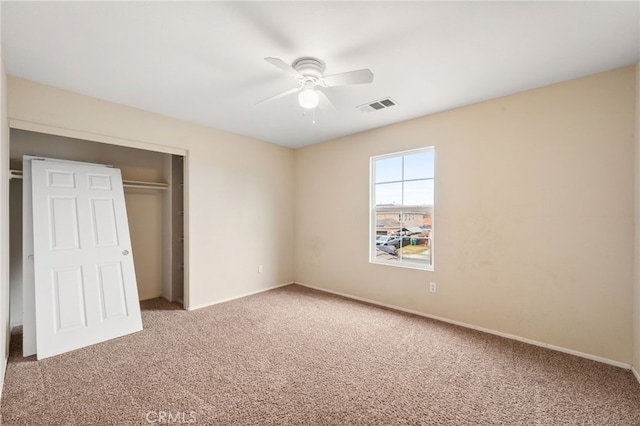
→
(122, 250, 129, 256)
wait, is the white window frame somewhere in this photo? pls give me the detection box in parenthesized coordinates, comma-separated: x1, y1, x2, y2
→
(370, 147, 435, 271)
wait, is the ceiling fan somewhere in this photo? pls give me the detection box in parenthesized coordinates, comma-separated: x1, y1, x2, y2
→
(258, 56, 374, 110)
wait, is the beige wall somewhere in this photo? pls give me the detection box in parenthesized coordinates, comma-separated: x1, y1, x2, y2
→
(634, 61, 640, 372)
(7, 76, 295, 310)
(296, 66, 636, 364)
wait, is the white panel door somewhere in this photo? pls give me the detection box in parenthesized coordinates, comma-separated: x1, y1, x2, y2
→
(31, 159, 142, 359)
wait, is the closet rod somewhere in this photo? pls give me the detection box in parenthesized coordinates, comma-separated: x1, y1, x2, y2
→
(122, 183, 170, 191)
(8, 169, 170, 190)
(120, 179, 170, 191)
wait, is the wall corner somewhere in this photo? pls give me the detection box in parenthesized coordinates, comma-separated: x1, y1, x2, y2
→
(633, 61, 640, 378)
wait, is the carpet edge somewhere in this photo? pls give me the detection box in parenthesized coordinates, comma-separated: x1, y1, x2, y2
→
(295, 281, 632, 370)
(186, 282, 294, 311)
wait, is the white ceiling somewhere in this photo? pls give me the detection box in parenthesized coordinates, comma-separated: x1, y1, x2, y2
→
(2, 1, 639, 149)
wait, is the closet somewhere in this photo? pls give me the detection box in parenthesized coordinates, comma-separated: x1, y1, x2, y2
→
(8, 129, 185, 329)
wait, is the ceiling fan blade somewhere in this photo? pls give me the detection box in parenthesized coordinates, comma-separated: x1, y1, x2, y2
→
(317, 89, 336, 111)
(255, 86, 300, 105)
(265, 57, 301, 78)
(323, 69, 374, 87)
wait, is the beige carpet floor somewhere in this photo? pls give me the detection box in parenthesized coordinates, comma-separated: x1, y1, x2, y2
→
(1, 284, 640, 425)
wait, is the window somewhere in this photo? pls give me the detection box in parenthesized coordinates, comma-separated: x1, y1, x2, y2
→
(371, 147, 434, 270)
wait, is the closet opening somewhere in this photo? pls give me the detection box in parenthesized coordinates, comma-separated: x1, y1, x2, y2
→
(8, 128, 187, 331)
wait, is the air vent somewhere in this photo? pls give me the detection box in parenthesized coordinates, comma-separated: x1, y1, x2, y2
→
(358, 97, 397, 112)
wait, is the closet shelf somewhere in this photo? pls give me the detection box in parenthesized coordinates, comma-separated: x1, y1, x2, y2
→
(9, 169, 170, 190)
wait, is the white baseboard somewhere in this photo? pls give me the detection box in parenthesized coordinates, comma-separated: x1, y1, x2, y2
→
(632, 366, 640, 384)
(295, 282, 631, 370)
(187, 282, 294, 311)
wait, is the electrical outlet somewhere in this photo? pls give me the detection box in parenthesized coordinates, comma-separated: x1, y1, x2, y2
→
(429, 282, 437, 293)
(258, 265, 263, 274)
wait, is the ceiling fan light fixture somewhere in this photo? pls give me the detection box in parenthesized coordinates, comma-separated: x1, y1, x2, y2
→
(298, 88, 319, 109)
(261, 56, 374, 111)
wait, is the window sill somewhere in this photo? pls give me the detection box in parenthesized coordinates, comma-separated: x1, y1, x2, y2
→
(370, 259, 433, 272)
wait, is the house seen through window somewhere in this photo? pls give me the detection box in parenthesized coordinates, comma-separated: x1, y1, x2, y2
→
(371, 147, 434, 270)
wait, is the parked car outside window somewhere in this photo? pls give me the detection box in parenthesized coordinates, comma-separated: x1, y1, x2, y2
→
(376, 235, 411, 249)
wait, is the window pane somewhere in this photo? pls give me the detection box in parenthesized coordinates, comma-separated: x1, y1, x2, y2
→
(404, 150, 434, 180)
(374, 210, 433, 268)
(375, 182, 402, 206)
(375, 156, 402, 183)
(375, 212, 401, 235)
(397, 236, 432, 267)
(374, 211, 401, 261)
(403, 179, 434, 206)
